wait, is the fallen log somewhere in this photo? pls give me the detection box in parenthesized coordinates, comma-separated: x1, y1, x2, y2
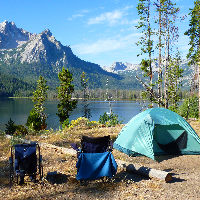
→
(116, 159, 172, 182)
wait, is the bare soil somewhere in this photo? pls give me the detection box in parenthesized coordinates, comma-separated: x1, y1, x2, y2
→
(1, 120, 200, 199)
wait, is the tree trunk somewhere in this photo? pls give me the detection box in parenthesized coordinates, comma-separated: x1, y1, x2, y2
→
(199, 62, 200, 118)
(158, 0, 162, 107)
(164, 10, 169, 109)
(147, 0, 153, 107)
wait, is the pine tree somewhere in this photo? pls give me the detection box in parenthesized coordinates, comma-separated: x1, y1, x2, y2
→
(184, 0, 200, 117)
(168, 52, 183, 111)
(136, 0, 154, 107)
(136, 0, 182, 109)
(26, 76, 49, 130)
(81, 72, 91, 119)
(57, 67, 77, 124)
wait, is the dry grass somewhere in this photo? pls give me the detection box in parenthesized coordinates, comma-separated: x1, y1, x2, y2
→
(1, 120, 200, 199)
(24, 124, 124, 149)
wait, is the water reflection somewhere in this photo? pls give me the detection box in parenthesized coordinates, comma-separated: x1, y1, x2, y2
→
(0, 98, 149, 131)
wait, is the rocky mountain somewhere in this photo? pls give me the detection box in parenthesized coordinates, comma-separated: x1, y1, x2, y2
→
(102, 62, 141, 73)
(103, 60, 198, 91)
(0, 21, 34, 49)
(0, 21, 127, 96)
(0, 21, 193, 97)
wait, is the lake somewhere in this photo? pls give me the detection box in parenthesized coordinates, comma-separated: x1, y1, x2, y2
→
(0, 98, 150, 131)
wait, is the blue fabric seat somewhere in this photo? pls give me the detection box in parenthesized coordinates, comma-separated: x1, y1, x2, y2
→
(14, 144, 37, 175)
(9, 143, 43, 187)
(71, 135, 117, 181)
(76, 152, 117, 180)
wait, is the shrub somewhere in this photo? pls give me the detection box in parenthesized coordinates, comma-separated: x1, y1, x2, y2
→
(178, 95, 199, 119)
(5, 118, 16, 135)
(14, 125, 28, 136)
(98, 112, 124, 127)
(69, 117, 89, 129)
(26, 108, 47, 131)
(62, 118, 70, 129)
(5, 118, 28, 136)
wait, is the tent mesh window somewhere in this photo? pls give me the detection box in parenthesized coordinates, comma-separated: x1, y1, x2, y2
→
(156, 131, 188, 154)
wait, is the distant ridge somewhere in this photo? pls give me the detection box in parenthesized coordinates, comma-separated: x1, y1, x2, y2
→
(0, 21, 195, 97)
(0, 21, 126, 96)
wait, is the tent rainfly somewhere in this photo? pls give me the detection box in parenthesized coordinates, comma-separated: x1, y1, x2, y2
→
(113, 107, 200, 160)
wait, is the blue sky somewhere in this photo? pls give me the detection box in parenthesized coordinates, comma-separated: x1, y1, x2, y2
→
(0, 0, 195, 67)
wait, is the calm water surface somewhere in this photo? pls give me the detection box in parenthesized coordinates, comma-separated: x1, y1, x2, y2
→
(0, 98, 149, 131)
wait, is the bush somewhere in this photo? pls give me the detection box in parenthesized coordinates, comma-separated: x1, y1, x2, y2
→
(178, 95, 199, 119)
(26, 108, 47, 131)
(67, 117, 99, 129)
(5, 118, 16, 135)
(62, 118, 70, 129)
(14, 125, 28, 136)
(5, 118, 28, 136)
(98, 112, 124, 127)
(69, 117, 89, 129)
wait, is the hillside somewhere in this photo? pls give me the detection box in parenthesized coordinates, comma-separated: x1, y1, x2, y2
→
(0, 21, 195, 97)
(0, 21, 137, 97)
(103, 60, 198, 91)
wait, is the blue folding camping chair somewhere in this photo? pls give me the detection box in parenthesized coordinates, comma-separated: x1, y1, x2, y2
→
(71, 135, 117, 182)
(9, 143, 43, 187)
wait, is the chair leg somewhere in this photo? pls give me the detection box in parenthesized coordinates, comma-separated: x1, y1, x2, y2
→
(80, 180, 87, 186)
(101, 176, 112, 183)
(101, 176, 107, 183)
(9, 158, 13, 189)
(30, 174, 36, 183)
(19, 176, 24, 184)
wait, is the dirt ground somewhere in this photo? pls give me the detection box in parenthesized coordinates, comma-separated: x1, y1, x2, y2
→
(1, 120, 200, 199)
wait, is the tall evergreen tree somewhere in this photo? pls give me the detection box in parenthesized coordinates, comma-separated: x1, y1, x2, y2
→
(184, 0, 200, 117)
(57, 67, 77, 124)
(136, 0, 154, 107)
(136, 0, 182, 109)
(81, 72, 91, 119)
(168, 52, 183, 111)
(26, 76, 49, 130)
(32, 76, 49, 121)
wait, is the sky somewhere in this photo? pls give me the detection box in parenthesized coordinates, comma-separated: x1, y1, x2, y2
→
(0, 0, 195, 68)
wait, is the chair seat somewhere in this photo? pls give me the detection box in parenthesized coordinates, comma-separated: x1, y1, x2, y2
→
(14, 144, 37, 174)
(76, 152, 117, 180)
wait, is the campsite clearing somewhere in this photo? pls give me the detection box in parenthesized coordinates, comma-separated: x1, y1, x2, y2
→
(0, 120, 200, 199)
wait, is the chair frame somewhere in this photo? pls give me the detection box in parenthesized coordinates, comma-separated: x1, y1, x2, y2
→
(71, 135, 113, 157)
(81, 135, 113, 153)
(71, 135, 115, 183)
(9, 143, 43, 188)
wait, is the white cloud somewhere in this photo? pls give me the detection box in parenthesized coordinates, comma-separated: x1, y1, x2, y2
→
(81, 9, 89, 13)
(72, 33, 141, 55)
(68, 9, 89, 21)
(87, 10, 123, 25)
(72, 14, 84, 18)
(87, 5, 134, 26)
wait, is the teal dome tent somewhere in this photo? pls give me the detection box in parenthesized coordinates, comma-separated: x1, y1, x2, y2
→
(113, 108, 200, 160)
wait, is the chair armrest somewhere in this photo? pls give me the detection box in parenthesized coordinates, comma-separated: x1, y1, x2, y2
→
(108, 142, 113, 151)
(9, 157, 13, 164)
(70, 143, 79, 152)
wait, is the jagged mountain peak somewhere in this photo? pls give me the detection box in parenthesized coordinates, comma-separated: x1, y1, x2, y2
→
(0, 21, 123, 91)
(41, 29, 52, 36)
(0, 20, 34, 49)
(0, 21, 69, 64)
(0, 20, 16, 32)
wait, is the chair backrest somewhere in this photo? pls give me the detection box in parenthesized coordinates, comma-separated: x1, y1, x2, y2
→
(14, 144, 37, 174)
(81, 135, 110, 153)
